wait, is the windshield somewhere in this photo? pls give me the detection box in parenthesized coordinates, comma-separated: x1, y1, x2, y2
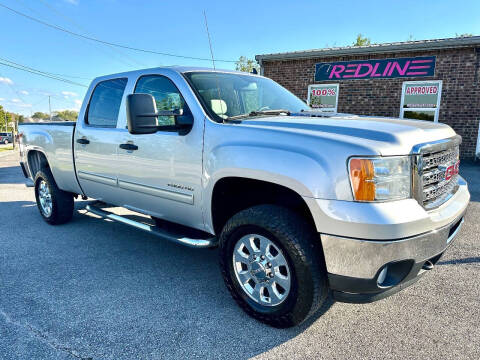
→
(184, 72, 309, 121)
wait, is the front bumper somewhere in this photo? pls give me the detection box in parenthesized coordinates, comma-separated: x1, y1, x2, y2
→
(322, 213, 465, 303)
(312, 176, 470, 303)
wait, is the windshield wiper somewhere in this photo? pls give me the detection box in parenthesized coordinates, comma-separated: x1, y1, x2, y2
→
(225, 109, 291, 121)
(249, 109, 291, 117)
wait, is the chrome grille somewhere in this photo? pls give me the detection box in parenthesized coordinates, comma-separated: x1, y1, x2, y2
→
(423, 174, 458, 202)
(412, 136, 461, 210)
(422, 148, 459, 171)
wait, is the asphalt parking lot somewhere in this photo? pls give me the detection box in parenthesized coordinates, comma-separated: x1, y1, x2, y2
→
(0, 150, 479, 360)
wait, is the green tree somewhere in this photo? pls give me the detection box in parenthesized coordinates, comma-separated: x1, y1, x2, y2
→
(32, 111, 50, 120)
(0, 105, 6, 131)
(235, 56, 260, 73)
(455, 33, 473, 37)
(55, 110, 78, 121)
(353, 34, 371, 46)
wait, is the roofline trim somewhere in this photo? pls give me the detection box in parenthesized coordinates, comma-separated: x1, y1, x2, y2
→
(256, 36, 480, 62)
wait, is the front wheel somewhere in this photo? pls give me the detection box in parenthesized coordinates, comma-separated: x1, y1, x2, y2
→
(219, 205, 328, 328)
(4, 139, 8, 145)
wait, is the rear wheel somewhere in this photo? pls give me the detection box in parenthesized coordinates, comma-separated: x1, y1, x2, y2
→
(4, 139, 7, 145)
(34, 169, 74, 225)
(219, 205, 328, 328)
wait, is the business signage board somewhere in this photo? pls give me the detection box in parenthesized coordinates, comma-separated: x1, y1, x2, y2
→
(400, 80, 442, 122)
(315, 56, 436, 81)
(307, 84, 339, 112)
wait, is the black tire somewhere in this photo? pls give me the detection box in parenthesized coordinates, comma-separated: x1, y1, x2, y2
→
(34, 169, 74, 225)
(219, 205, 328, 328)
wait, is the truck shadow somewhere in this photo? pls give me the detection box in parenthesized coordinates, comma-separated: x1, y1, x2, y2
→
(0, 198, 335, 359)
(437, 257, 480, 265)
(70, 205, 336, 358)
(0, 165, 26, 184)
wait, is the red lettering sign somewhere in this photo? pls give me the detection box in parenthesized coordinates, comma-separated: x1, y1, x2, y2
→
(316, 56, 436, 81)
(445, 161, 460, 181)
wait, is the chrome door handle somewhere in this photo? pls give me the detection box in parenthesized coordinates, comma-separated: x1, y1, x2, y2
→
(76, 138, 90, 145)
(119, 143, 138, 151)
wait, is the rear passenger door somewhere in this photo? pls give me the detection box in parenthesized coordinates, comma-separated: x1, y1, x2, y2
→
(74, 77, 128, 204)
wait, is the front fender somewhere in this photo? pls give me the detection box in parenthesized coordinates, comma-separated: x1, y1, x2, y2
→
(202, 142, 354, 233)
(205, 143, 334, 198)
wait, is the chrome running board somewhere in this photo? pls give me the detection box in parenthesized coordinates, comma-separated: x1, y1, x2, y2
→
(85, 203, 217, 248)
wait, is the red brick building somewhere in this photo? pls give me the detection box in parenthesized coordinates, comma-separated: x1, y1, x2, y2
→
(256, 37, 480, 159)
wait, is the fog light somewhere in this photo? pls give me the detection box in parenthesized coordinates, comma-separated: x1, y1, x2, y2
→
(377, 266, 388, 286)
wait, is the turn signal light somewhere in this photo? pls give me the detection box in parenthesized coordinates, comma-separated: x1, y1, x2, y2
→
(349, 159, 375, 201)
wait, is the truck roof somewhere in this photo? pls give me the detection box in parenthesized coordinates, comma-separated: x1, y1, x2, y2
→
(91, 66, 259, 84)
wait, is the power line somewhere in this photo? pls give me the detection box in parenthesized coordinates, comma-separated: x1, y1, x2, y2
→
(0, 65, 30, 103)
(0, 57, 89, 86)
(0, 56, 91, 81)
(34, 0, 146, 68)
(0, 59, 88, 87)
(0, 2, 236, 63)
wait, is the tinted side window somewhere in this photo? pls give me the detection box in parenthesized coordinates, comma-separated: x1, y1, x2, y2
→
(87, 78, 127, 127)
(134, 75, 192, 126)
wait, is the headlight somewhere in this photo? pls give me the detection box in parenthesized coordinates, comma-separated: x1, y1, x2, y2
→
(348, 156, 411, 201)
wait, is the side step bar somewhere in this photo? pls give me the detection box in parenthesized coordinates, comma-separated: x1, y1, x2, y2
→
(85, 204, 217, 248)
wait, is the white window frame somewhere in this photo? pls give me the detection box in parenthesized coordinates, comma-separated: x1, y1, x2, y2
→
(399, 80, 442, 122)
(307, 83, 339, 112)
(476, 122, 480, 159)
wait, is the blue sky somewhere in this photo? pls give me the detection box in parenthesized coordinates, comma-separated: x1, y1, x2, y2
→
(0, 0, 479, 116)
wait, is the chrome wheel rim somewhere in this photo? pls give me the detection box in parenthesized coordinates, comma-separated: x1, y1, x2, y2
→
(38, 180, 52, 217)
(232, 234, 291, 306)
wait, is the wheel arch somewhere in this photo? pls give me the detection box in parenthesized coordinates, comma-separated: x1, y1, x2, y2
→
(209, 176, 317, 236)
(27, 149, 51, 179)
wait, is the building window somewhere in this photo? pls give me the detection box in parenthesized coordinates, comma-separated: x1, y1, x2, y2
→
(400, 80, 442, 122)
(307, 84, 339, 112)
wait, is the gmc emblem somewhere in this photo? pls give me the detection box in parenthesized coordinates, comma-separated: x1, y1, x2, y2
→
(443, 161, 460, 181)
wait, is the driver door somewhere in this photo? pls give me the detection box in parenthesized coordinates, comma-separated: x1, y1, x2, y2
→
(115, 74, 205, 230)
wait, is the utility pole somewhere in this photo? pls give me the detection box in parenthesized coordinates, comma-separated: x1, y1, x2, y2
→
(12, 114, 16, 150)
(48, 95, 52, 121)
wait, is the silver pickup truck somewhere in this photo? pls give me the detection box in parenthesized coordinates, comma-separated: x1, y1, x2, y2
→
(18, 67, 470, 328)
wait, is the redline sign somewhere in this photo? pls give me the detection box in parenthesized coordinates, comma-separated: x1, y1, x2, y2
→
(315, 56, 436, 81)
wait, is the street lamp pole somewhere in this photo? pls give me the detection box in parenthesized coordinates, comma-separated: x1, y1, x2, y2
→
(48, 95, 52, 121)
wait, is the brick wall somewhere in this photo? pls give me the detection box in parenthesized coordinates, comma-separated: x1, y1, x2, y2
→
(262, 48, 480, 159)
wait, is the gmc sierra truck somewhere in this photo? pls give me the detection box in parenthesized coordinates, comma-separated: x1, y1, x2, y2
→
(18, 67, 470, 328)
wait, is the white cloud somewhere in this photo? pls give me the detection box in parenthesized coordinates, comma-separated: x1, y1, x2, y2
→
(11, 98, 21, 103)
(20, 90, 29, 95)
(64, 0, 79, 4)
(17, 103, 32, 108)
(0, 98, 5, 101)
(61, 91, 78, 97)
(74, 99, 82, 106)
(0, 77, 13, 85)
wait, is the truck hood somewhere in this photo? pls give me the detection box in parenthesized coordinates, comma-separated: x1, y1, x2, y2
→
(234, 114, 457, 156)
